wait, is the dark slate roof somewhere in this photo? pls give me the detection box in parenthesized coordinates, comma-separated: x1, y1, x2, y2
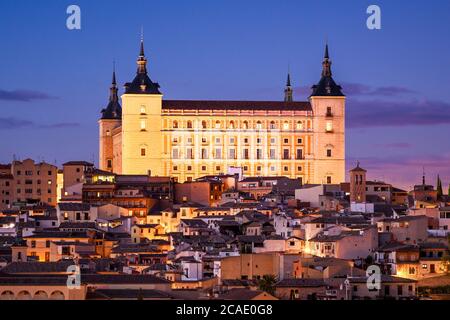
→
(236, 235, 265, 244)
(180, 219, 208, 228)
(0, 275, 69, 285)
(377, 242, 418, 252)
(59, 222, 97, 229)
(0, 261, 76, 274)
(58, 203, 91, 211)
(348, 275, 416, 284)
(275, 278, 326, 287)
(81, 274, 171, 284)
(162, 100, 312, 111)
(62, 161, 94, 166)
(87, 289, 173, 300)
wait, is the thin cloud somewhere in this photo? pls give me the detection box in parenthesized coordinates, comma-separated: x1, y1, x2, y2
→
(292, 82, 416, 98)
(373, 142, 412, 149)
(347, 99, 450, 128)
(0, 89, 57, 102)
(0, 117, 80, 130)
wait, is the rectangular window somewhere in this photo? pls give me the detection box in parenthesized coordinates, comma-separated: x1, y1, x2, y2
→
(327, 176, 332, 184)
(229, 137, 235, 144)
(215, 148, 222, 159)
(243, 149, 249, 160)
(256, 149, 263, 160)
(186, 148, 193, 159)
(270, 149, 276, 160)
(229, 149, 236, 159)
(283, 149, 290, 160)
(172, 149, 179, 159)
(296, 149, 303, 160)
(141, 148, 146, 156)
(327, 149, 332, 157)
(201, 148, 208, 159)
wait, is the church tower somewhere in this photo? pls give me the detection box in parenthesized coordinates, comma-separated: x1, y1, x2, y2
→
(350, 162, 367, 203)
(310, 44, 346, 184)
(284, 72, 293, 102)
(99, 68, 122, 172)
(121, 36, 164, 176)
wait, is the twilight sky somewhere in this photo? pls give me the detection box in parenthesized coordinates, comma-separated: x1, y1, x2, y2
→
(0, 0, 449, 191)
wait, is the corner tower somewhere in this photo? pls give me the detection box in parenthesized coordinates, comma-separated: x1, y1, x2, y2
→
(99, 68, 122, 173)
(310, 44, 346, 184)
(121, 36, 164, 176)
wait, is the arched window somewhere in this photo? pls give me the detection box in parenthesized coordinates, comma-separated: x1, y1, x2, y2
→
(49, 291, 65, 301)
(187, 121, 193, 129)
(140, 119, 146, 131)
(34, 291, 49, 300)
(215, 120, 221, 129)
(173, 120, 178, 129)
(296, 121, 304, 130)
(243, 121, 249, 130)
(140, 105, 147, 114)
(283, 121, 290, 130)
(229, 121, 235, 129)
(270, 121, 277, 129)
(0, 291, 14, 300)
(202, 121, 207, 129)
(17, 291, 32, 300)
(256, 121, 263, 130)
(106, 130, 111, 136)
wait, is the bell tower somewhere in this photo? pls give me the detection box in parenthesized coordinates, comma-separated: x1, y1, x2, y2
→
(310, 43, 346, 184)
(350, 162, 367, 203)
(121, 35, 164, 176)
(99, 67, 122, 173)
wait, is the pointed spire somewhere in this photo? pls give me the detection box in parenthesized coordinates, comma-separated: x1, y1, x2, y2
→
(284, 68, 293, 102)
(136, 29, 148, 75)
(321, 43, 332, 77)
(140, 26, 145, 57)
(112, 60, 117, 86)
(109, 63, 118, 103)
(422, 167, 426, 185)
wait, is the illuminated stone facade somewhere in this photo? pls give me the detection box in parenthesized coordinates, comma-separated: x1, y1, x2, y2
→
(99, 40, 345, 184)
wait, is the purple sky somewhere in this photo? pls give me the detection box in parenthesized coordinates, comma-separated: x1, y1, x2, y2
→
(0, 0, 449, 191)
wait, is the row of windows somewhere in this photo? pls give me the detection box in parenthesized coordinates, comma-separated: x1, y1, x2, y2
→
(16, 179, 53, 185)
(140, 147, 333, 159)
(16, 170, 53, 176)
(171, 164, 306, 173)
(171, 137, 304, 145)
(171, 148, 308, 160)
(170, 120, 312, 130)
(16, 188, 53, 194)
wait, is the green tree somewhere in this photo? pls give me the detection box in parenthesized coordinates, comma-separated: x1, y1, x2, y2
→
(258, 274, 277, 296)
(437, 175, 443, 199)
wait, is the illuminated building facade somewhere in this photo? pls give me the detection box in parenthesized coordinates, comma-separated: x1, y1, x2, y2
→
(99, 39, 345, 184)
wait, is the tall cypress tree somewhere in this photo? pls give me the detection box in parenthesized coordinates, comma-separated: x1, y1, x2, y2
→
(437, 175, 443, 199)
